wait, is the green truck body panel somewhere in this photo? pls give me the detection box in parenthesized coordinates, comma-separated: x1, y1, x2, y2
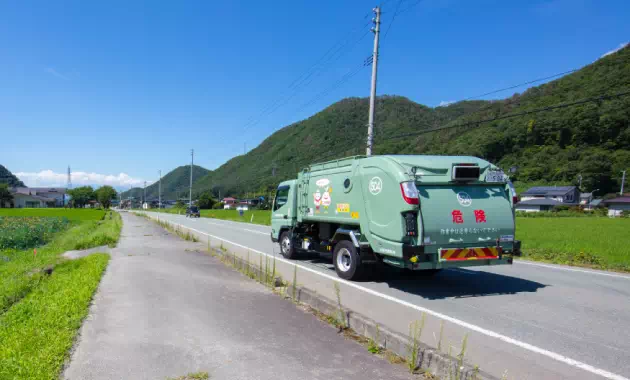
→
(271, 155, 517, 271)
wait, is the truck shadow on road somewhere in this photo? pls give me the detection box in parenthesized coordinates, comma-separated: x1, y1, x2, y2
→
(373, 267, 547, 300)
(301, 256, 547, 300)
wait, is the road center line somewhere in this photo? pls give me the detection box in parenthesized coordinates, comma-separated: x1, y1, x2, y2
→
(145, 213, 628, 380)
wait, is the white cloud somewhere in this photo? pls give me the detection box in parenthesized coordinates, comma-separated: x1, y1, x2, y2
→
(15, 170, 152, 188)
(601, 42, 628, 58)
(45, 67, 69, 80)
(437, 100, 455, 107)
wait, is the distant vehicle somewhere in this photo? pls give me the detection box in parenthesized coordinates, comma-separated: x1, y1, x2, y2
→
(270, 155, 520, 280)
(186, 206, 200, 218)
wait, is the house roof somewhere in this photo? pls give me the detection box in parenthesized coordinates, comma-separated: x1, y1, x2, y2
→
(12, 187, 66, 195)
(603, 197, 630, 204)
(222, 197, 236, 201)
(516, 199, 565, 206)
(13, 193, 56, 202)
(521, 186, 576, 196)
(589, 199, 603, 207)
(580, 193, 593, 199)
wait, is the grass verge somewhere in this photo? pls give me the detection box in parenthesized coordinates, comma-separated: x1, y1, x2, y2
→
(0, 253, 110, 379)
(516, 217, 630, 272)
(1, 212, 121, 316)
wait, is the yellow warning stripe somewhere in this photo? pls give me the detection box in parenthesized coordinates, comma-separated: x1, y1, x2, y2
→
(440, 247, 499, 260)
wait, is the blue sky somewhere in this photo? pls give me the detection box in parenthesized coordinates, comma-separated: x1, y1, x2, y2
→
(1, 0, 628, 188)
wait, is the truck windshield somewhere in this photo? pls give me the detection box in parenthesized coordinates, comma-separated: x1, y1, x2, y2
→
(273, 185, 290, 211)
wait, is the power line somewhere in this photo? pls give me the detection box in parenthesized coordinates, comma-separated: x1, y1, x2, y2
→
(394, 0, 423, 15)
(452, 47, 630, 105)
(383, 0, 405, 39)
(239, 17, 373, 134)
(295, 60, 370, 114)
(380, 88, 630, 143)
(245, 32, 372, 134)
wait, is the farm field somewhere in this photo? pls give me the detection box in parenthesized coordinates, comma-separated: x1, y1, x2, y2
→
(516, 217, 630, 272)
(0, 209, 120, 379)
(0, 208, 106, 221)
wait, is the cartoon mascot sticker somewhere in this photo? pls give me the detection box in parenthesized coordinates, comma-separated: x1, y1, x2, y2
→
(314, 178, 332, 213)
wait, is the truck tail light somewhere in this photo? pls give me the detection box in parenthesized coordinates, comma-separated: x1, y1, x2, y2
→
(512, 195, 519, 205)
(400, 182, 419, 205)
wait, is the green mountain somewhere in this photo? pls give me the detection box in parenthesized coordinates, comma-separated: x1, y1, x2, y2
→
(194, 45, 630, 196)
(135, 45, 630, 199)
(122, 165, 210, 200)
(0, 165, 25, 187)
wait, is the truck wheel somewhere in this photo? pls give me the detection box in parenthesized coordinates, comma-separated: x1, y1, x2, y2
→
(279, 231, 296, 259)
(333, 240, 363, 281)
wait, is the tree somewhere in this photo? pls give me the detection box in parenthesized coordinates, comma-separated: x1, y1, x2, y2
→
(96, 186, 117, 209)
(67, 186, 95, 208)
(0, 184, 13, 208)
(196, 191, 216, 209)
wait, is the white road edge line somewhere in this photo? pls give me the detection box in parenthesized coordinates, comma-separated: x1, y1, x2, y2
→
(144, 212, 628, 380)
(188, 215, 630, 280)
(515, 260, 630, 280)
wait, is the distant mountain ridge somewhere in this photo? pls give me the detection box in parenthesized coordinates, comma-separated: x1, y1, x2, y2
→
(126, 45, 630, 199)
(122, 165, 210, 200)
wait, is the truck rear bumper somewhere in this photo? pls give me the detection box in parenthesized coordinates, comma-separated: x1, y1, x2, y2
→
(407, 256, 513, 270)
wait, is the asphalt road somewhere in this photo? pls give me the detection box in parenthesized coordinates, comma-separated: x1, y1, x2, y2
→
(142, 211, 630, 380)
(64, 212, 414, 380)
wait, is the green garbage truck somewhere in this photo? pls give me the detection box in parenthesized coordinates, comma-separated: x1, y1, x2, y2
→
(270, 155, 520, 280)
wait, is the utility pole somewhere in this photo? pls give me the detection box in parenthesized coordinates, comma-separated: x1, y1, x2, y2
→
(189, 149, 194, 206)
(158, 170, 162, 209)
(366, 6, 381, 156)
(621, 170, 627, 195)
(143, 181, 146, 207)
(577, 174, 582, 190)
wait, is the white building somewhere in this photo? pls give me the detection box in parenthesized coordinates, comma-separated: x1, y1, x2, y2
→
(603, 196, 630, 217)
(11, 187, 67, 208)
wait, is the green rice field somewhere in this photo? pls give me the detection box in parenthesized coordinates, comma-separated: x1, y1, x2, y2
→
(516, 217, 630, 272)
(0, 208, 105, 221)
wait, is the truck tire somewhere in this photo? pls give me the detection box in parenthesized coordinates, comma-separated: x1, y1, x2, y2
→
(333, 240, 363, 281)
(279, 231, 297, 259)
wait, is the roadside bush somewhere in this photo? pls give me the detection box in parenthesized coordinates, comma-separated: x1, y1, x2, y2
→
(212, 202, 224, 209)
(516, 210, 607, 218)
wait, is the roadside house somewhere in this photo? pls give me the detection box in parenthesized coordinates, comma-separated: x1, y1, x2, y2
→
(602, 196, 630, 217)
(222, 197, 238, 209)
(516, 186, 579, 212)
(10, 187, 67, 208)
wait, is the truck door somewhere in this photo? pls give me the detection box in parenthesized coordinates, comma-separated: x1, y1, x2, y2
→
(418, 184, 515, 249)
(271, 184, 294, 239)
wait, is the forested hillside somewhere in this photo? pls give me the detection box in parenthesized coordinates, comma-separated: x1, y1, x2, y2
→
(129, 45, 630, 199)
(0, 165, 25, 187)
(122, 165, 210, 200)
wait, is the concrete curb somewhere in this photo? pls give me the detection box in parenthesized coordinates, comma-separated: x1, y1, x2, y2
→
(207, 244, 496, 380)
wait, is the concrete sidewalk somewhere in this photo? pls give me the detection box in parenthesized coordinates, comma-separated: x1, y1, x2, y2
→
(64, 212, 412, 380)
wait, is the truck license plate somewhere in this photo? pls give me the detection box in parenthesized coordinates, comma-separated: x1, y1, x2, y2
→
(485, 170, 505, 183)
(440, 247, 500, 261)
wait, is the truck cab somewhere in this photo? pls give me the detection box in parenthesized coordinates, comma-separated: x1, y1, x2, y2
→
(270, 180, 297, 256)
